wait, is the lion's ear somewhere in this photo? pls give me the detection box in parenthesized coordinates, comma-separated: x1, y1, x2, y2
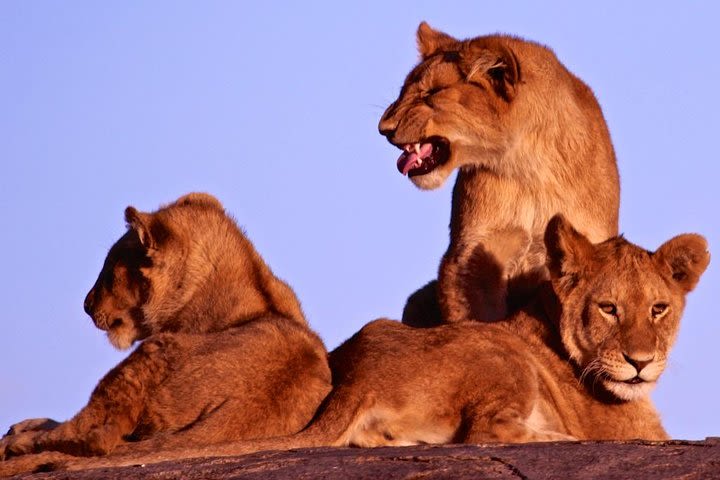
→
(465, 44, 520, 102)
(544, 214, 594, 285)
(125, 206, 156, 250)
(654, 234, 710, 293)
(417, 22, 457, 59)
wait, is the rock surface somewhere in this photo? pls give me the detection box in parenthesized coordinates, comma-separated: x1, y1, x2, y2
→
(9, 439, 720, 480)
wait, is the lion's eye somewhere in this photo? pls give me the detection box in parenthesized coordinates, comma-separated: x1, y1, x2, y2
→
(425, 87, 444, 97)
(598, 302, 617, 316)
(651, 303, 668, 318)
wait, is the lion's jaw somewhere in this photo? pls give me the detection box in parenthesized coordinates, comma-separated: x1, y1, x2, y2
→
(106, 321, 141, 350)
(409, 163, 452, 190)
(388, 127, 508, 190)
(599, 346, 670, 401)
(581, 347, 668, 401)
(601, 375, 658, 402)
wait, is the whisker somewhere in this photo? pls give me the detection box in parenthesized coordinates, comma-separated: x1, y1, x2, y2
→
(578, 358, 601, 386)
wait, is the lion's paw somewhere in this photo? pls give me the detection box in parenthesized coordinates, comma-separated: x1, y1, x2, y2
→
(0, 431, 40, 460)
(535, 430, 578, 442)
(0, 451, 70, 476)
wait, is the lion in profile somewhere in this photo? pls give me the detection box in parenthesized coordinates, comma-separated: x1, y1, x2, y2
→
(29, 215, 708, 472)
(379, 23, 620, 326)
(0, 193, 331, 469)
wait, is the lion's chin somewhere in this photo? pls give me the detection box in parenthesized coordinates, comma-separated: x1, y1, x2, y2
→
(409, 169, 450, 190)
(107, 322, 139, 350)
(603, 378, 655, 401)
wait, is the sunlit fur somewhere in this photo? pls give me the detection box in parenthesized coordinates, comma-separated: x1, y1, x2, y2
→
(106, 322, 139, 350)
(379, 23, 620, 326)
(24, 216, 709, 474)
(0, 193, 331, 475)
(410, 168, 446, 190)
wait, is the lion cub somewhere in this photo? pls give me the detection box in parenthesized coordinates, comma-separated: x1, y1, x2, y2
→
(0, 193, 331, 461)
(46, 215, 708, 471)
(379, 23, 620, 325)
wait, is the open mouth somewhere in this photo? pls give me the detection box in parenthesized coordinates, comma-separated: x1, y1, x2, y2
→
(396, 137, 450, 177)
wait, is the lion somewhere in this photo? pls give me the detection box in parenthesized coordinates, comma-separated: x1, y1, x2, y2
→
(20, 215, 707, 474)
(379, 23, 620, 326)
(0, 193, 331, 469)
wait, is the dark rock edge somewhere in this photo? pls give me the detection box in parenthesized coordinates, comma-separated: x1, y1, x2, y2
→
(10, 438, 720, 480)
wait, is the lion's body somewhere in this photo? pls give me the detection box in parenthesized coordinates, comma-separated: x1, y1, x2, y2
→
(380, 24, 620, 325)
(114, 318, 330, 445)
(319, 316, 665, 445)
(0, 193, 331, 464)
(27, 216, 706, 474)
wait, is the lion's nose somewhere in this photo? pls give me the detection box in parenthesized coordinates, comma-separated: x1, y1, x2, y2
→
(378, 105, 399, 139)
(84, 289, 95, 315)
(378, 120, 396, 139)
(623, 353, 653, 373)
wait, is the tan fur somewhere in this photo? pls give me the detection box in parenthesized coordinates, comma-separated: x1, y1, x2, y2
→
(379, 23, 620, 325)
(0, 193, 331, 470)
(23, 216, 708, 474)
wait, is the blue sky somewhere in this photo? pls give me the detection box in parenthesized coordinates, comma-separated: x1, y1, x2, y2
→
(1, 1, 718, 440)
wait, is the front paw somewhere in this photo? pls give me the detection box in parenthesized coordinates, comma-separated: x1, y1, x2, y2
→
(5, 418, 60, 437)
(0, 431, 41, 460)
(0, 451, 71, 476)
(534, 430, 578, 442)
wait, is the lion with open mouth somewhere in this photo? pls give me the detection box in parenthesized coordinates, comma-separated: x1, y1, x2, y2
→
(380, 23, 620, 326)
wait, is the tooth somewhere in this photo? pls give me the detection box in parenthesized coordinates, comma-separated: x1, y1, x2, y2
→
(414, 143, 422, 156)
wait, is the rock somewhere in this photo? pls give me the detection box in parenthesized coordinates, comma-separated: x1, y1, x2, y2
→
(7, 439, 720, 480)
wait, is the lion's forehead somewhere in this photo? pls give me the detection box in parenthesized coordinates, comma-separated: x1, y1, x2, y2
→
(593, 256, 672, 304)
(405, 55, 464, 90)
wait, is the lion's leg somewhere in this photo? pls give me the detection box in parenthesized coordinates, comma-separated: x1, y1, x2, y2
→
(439, 227, 532, 324)
(439, 246, 507, 323)
(0, 335, 179, 459)
(463, 406, 576, 444)
(113, 398, 273, 454)
(52, 388, 368, 472)
(0, 451, 79, 477)
(439, 245, 509, 324)
(401, 280, 444, 328)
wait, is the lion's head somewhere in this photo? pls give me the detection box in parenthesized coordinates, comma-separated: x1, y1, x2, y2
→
(83, 193, 302, 350)
(544, 215, 709, 401)
(83, 193, 228, 349)
(378, 23, 587, 190)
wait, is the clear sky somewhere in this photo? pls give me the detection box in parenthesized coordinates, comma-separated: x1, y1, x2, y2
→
(1, 1, 718, 440)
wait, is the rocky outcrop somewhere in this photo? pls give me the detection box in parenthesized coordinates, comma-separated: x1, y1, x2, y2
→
(10, 439, 720, 479)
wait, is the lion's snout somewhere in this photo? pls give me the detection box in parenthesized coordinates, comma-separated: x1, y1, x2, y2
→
(84, 287, 96, 316)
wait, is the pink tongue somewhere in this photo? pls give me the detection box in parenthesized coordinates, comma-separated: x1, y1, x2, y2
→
(396, 143, 433, 175)
(397, 151, 419, 175)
